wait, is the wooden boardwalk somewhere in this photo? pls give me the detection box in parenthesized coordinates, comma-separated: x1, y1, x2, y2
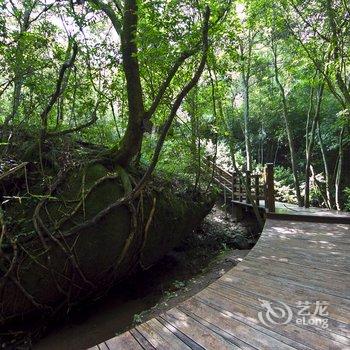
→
(89, 207, 350, 350)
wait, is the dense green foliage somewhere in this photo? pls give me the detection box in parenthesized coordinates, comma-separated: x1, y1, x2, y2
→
(0, 0, 349, 209)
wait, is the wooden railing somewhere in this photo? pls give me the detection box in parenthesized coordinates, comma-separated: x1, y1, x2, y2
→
(205, 158, 275, 212)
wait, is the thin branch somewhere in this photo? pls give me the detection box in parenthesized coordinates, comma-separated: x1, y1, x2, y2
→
(111, 0, 123, 14)
(0, 79, 14, 99)
(284, 16, 344, 105)
(145, 48, 199, 121)
(289, 0, 330, 42)
(0, 162, 28, 182)
(145, 1, 230, 122)
(40, 41, 78, 136)
(47, 103, 99, 137)
(29, 2, 55, 25)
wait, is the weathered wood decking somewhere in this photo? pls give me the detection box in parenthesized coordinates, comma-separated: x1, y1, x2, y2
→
(90, 207, 350, 350)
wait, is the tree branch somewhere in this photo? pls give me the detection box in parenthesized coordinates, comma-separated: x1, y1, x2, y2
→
(132, 5, 210, 194)
(47, 103, 99, 137)
(40, 41, 78, 136)
(283, 16, 345, 105)
(145, 47, 199, 121)
(0, 79, 13, 99)
(29, 3, 55, 25)
(88, 0, 122, 34)
(289, 0, 330, 42)
(112, 0, 123, 14)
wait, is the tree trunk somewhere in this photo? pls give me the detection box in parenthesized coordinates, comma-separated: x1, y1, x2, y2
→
(238, 34, 254, 172)
(316, 120, 332, 208)
(216, 69, 264, 229)
(3, 7, 31, 127)
(242, 74, 252, 171)
(272, 44, 303, 206)
(335, 127, 344, 211)
(304, 83, 324, 207)
(112, 0, 146, 166)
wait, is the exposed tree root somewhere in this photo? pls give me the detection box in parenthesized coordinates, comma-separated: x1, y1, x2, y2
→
(0, 158, 214, 333)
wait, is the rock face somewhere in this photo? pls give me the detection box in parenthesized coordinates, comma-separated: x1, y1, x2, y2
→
(0, 161, 214, 324)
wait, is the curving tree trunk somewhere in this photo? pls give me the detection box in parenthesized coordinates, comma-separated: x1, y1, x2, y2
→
(111, 0, 146, 166)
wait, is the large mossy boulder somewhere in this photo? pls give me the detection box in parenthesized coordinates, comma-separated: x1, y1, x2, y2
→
(0, 160, 214, 324)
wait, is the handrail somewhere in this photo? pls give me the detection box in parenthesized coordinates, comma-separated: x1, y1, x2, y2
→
(204, 158, 275, 212)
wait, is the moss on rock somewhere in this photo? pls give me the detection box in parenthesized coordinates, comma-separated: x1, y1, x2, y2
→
(0, 161, 214, 324)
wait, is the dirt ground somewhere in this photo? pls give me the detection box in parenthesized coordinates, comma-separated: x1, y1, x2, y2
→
(30, 205, 259, 349)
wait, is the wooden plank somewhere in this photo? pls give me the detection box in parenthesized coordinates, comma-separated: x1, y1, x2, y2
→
(160, 308, 237, 350)
(213, 285, 350, 344)
(176, 306, 257, 350)
(249, 246, 350, 274)
(258, 232, 350, 248)
(179, 298, 307, 350)
(205, 282, 350, 342)
(206, 161, 233, 179)
(255, 175, 260, 206)
(238, 178, 243, 202)
(208, 281, 350, 341)
(252, 241, 350, 260)
(265, 163, 275, 212)
(135, 323, 174, 350)
(219, 268, 350, 314)
(256, 226, 350, 249)
(231, 200, 266, 207)
(246, 244, 350, 274)
(252, 242, 350, 262)
(245, 171, 251, 204)
(223, 264, 350, 312)
(232, 175, 237, 201)
(228, 259, 350, 299)
(129, 329, 155, 349)
(136, 319, 191, 350)
(263, 220, 350, 242)
(104, 332, 144, 350)
(245, 255, 350, 281)
(156, 316, 205, 349)
(234, 258, 350, 302)
(194, 291, 346, 350)
(244, 251, 350, 275)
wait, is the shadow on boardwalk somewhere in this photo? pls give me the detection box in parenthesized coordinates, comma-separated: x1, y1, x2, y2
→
(91, 207, 350, 350)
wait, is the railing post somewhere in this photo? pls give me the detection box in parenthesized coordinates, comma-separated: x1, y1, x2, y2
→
(239, 177, 243, 202)
(255, 175, 260, 206)
(232, 173, 237, 201)
(246, 171, 251, 204)
(265, 163, 275, 212)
